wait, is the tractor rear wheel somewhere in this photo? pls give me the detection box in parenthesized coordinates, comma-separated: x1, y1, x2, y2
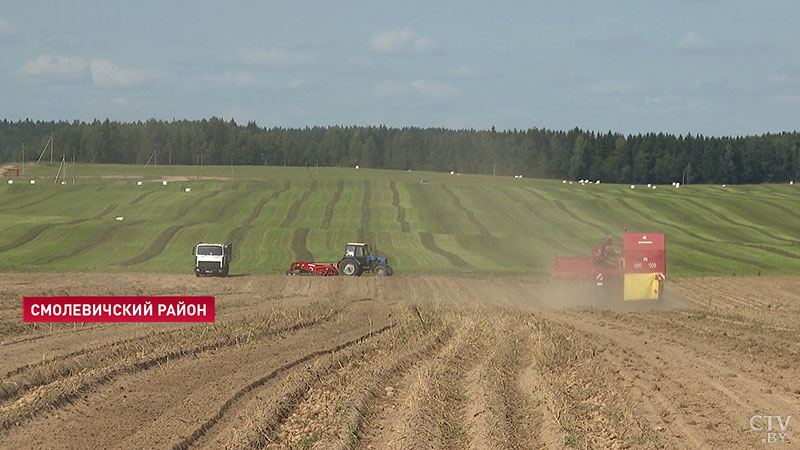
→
(374, 264, 388, 276)
(340, 259, 359, 276)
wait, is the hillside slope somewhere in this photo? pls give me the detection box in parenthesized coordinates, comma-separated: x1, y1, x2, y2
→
(1, 164, 799, 276)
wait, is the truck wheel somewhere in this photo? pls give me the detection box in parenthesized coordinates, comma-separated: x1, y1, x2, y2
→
(374, 264, 388, 276)
(340, 259, 358, 276)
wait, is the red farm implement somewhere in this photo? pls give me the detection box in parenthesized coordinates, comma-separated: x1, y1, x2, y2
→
(286, 261, 339, 276)
(554, 233, 666, 301)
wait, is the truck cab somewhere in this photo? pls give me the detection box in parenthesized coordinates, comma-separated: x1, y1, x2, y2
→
(193, 242, 233, 277)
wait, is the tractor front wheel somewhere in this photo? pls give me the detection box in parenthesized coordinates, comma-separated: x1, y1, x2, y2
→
(340, 259, 359, 276)
(386, 265, 393, 276)
(374, 264, 388, 276)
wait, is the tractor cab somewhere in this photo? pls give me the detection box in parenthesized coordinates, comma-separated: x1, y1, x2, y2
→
(339, 242, 393, 276)
(345, 243, 370, 261)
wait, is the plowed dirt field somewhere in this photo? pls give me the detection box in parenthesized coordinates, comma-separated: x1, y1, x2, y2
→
(1, 274, 798, 449)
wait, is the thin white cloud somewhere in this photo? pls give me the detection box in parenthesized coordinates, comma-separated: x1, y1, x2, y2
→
(90, 58, 153, 87)
(678, 31, 716, 53)
(450, 65, 476, 78)
(769, 74, 799, 85)
(205, 71, 260, 87)
(586, 80, 640, 95)
(773, 94, 800, 104)
(0, 17, 13, 33)
(375, 80, 457, 98)
(409, 80, 457, 98)
(18, 54, 87, 77)
(369, 27, 435, 54)
(239, 47, 313, 66)
(287, 79, 304, 89)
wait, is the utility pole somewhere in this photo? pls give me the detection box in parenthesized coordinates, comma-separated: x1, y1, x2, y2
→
(493, 163, 496, 185)
(72, 153, 76, 184)
(21, 143, 24, 176)
(50, 134, 53, 163)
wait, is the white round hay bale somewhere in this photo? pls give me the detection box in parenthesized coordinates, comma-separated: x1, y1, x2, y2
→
(562, 180, 567, 183)
(162, 181, 168, 186)
(115, 216, 124, 221)
(355, 165, 359, 169)
(30, 180, 36, 184)
(7, 180, 13, 184)
(185, 187, 191, 192)
(137, 181, 143, 186)
(630, 185, 635, 189)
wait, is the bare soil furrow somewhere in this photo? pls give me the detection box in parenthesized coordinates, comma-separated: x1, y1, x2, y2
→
(173, 324, 394, 450)
(0, 302, 343, 431)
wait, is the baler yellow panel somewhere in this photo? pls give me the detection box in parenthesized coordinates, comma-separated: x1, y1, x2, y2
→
(623, 273, 661, 301)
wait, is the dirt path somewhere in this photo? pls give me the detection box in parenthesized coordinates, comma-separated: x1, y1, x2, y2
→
(1, 273, 798, 449)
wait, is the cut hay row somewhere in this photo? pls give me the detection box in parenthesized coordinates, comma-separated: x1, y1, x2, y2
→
(279, 181, 316, 228)
(2, 165, 800, 276)
(389, 180, 410, 233)
(321, 179, 344, 229)
(441, 185, 491, 237)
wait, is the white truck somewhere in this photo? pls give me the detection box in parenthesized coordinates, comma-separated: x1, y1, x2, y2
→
(193, 242, 233, 277)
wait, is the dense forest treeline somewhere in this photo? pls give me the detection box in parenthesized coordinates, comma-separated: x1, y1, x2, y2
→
(2, 118, 799, 184)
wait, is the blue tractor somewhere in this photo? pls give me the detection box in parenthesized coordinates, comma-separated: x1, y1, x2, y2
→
(338, 242, 394, 276)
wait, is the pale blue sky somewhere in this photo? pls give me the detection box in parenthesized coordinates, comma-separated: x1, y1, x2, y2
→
(1, 1, 798, 135)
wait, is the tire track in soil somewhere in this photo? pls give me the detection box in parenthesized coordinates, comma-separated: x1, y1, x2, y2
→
(540, 312, 709, 449)
(290, 228, 313, 261)
(0, 305, 343, 432)
(226, 181, 290, 244)
(128, 191, 153, 205)
(321, 179, 343, 229)
(419, 231, 472, 268)
(616, 198, 775, 271)
(359, 179, 371, 242)
(554, 200, 612, 235)
(390, 181, 410, 232)
(553, 309, 798, 449)
(171, 324, 394, 450)
(441, 185, 490, 237)
(680, 197, 798, 243)
(0, 204, 118, 254)
(280, 181, 316, 228)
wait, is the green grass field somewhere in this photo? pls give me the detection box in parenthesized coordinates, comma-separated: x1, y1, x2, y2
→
(1, 163, 799, 277)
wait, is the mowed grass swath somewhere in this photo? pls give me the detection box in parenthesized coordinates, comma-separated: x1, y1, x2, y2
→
(1, 163, 800, 276)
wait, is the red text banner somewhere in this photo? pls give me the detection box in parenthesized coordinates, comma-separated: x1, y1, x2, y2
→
(22, 296, 215, 323)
